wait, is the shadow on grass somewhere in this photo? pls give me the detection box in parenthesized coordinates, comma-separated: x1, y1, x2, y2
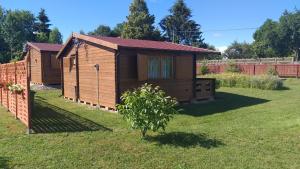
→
(0, 157, 9, 169)
(31, 97, 112, 133)
(181, 92, 270, 117)
(277, 86, 290, 90)
(146, 132, 224, 148)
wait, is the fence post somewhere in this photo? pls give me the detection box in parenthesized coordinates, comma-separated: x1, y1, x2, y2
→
(14, 62, 18, 120)
(0, 65, 2, 106)
(6, 65, 9, 111)
(297, 64, 299, 78)
(253, 64, 256, 75)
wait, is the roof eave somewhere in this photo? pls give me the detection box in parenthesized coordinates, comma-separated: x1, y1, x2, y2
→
(118, 46, 220, 55)
(56, 33, 119, 59)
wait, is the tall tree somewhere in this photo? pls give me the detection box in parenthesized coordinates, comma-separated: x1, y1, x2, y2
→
(1, 9, 35, 60)
(35, 8, 51, 40)
(122, 0, 161, 40)
(49, 27, 63, 44)
(278, 10, 300, 60)
(253, 19, 286, 58)
(160, 0, 204, 46)
(88, 25, 112, 36)
(0, 6, 9, 63)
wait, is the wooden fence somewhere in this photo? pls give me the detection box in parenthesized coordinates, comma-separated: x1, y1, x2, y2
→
(197, 63, 300, 77)
(0, 60, 31, 130)
(199, 57, 295, 64)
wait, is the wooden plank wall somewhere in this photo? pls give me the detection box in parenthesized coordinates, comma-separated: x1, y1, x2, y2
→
(195, 78, 215, 100)
(28, 48, 42, 84)
(119, 49, 194, 102)
(0, 61, 31, 128)
(63, 42, 116, 108)
(42, 51, 61, 84)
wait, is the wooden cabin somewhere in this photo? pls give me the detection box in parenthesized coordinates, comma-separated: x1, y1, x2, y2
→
(57, 33, 219, 110)
(24, 42, 63, 85)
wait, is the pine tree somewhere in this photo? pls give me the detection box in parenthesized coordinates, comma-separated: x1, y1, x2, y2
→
(49, 27, 63, 44)
(122, 0, 161, 40)
(35, 8, 51, 40)
(160, 0, 205, 47)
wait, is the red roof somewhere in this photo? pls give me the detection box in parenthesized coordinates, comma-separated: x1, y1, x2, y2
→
(27, 42, 63, 52)
(90, 36, 218, 53)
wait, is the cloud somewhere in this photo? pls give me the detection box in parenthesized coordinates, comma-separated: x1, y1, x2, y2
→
(216, 46, 227, 53)
(212, 33, 222, 37)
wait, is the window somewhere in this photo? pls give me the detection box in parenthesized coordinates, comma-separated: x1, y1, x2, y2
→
(148, 56, 174, 80)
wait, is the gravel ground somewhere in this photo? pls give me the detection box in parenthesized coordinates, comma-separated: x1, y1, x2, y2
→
(30, 84, 61, 91)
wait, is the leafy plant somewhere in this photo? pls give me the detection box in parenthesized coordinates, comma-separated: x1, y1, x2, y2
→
(225, 62, 240, 73)
(266, 66, 278, 76)
(8, 84, 24, 94)
(199, 62, 209, 75)
(4, 82, 12, 91)
(117, 83, 179, 138)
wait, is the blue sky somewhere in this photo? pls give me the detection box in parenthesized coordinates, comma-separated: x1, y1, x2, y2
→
(0, 0, 299, 52)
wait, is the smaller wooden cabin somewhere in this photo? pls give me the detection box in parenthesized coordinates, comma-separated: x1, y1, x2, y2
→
(57, 33, 219, 110)
(24, 42, 63, 85)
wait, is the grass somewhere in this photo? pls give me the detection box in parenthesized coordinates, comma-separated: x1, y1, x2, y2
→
(1, 79, 300, 169)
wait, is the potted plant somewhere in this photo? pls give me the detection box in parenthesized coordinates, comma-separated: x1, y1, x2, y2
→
(8, 84, 24, 94)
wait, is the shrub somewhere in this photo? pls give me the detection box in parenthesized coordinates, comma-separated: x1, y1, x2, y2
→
(225, 62, 240, 73)
(117, 84, 179, 138)
(199, 62, 209, 75)
(266, 66, 278, 76)
(203, 73, 283, 90)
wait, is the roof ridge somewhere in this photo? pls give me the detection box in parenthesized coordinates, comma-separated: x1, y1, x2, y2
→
(93, 35, 216, 52)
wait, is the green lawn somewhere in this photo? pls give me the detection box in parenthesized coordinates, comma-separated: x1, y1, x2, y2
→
(1, 79, 300, 169)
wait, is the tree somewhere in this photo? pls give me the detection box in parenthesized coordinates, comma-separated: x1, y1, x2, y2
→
(253, 10, 300, 59)
(122, 0, 161, 40)
(79, 29, 86, 35)
(1, 9, 35, 61)
(111, 22, 125, 37)
(36, 32, 48, 43)
(253, 19, 285, 58)
(223, 41, 256, 59)
(0, 6, 9, 63)
(35, 8, 51, 40)
(277, 10, 300, 60)
(159, 0, 205, 47)
(49, 27, 63, 44)
(88, 25, 112, 36)
(117, 84, 178, 138)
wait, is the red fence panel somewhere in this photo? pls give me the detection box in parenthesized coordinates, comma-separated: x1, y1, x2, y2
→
(198, 63, 300, 78)
(0, 61, 31, 129)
